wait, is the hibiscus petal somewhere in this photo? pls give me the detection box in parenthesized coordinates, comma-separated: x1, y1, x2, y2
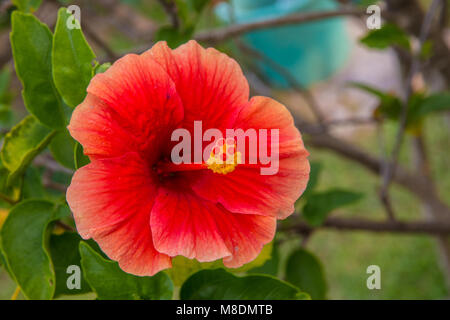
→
(143, 41, 249, 131)
(190, 96, 310, 219)
(68, 53, 183, 161)
(150, 186, 276, 267)
(66, 152, 171, 276)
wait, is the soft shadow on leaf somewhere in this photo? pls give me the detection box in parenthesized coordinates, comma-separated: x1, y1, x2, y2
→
(49, 130, 76, 170)
(248, 241, 280, 276)
(166, 242, 274, 286)
(79, 242, 173, 300)
(50, 232, 94, 297)
(22, 166, 47, 199)
(73, 142, 90, 169)
(285, 248, 327, 300)
(180, 268, 309, 300)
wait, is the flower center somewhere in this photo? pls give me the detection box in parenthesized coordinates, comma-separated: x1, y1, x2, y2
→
(206, 139, 242, 175)
(155, 138, 242, 176)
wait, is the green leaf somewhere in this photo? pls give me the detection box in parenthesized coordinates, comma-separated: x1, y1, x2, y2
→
(0, 115, 56, 185)
(303, 189, 363, 226)
(180, 269, 309, 300)
(155, 25, 194, 48)
(0, 247, 6, 268)
(74, 142, 90, 169)
(404, 92, 427, 134)
(94, 62, 111, 75)
(0, 67, 12, 103)
(52, 8, 96, 108)
(350, 82, 402, 120)
(233, 241, 273, 273)
(10, 12, 66, 129)
(357, 0, 379, 7)
(79, 242, 173, 300)
(0, 158, 21, 203)
(285, 249, 327, 300)
(49, 130, 76, 170)
(188, 0, 210, 13)
(301, 162, 322, 199)
(249, 242, 280, 276)
(164, 256, 222, 287)
(0, 103, 13, 127)
(0, 200, 70, 299)
(417, 92, 450, 117)
(12, 0, 42, 12)
(360, 23, 410, 51)
(50, 233, 92, 297)
(0, 246, 13, 279)
(22, 166, 47, 199)
(420, 40, 433, 60)
(172, 0, 208, 26)
(166, 242, 274, 286)
(173, 0, 189, 25)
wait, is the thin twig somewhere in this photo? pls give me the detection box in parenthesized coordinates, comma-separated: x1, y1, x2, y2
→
(243, 62, 450, 218)
(43, 180, 67, 193)
(324, 117, 375, 127)
(282, 216, 450, 235)
(0, 192, 16, 205)
(376, 121, 396, 220)
(379, 0, 443, 210)
(235, 39, 327, 125)
(194, 7, 364, 43)
(305, 132, 450, 217)
(82, 23, 118, 61)
(55, 220, 75, 232)
(34, 155, 74, 176)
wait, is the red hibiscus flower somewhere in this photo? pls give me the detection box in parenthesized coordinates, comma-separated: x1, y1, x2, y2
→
(66, 40, 310, 276)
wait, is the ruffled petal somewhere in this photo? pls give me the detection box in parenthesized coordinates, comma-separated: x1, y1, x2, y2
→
(66, 152, 170, 276)
(189, 96, 310, 219)
(68, 53, 183, 162)
(143, 41, 249, 131)
(150, 186, 276, 267)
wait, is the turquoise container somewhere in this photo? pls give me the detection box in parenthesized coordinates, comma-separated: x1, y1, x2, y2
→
(215, 0, 351, 88)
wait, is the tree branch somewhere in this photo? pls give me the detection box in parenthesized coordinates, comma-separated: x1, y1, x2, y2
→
(0, 192, 16, 205)
(34, 155, 74, 176)
(304, 131, 450, 217)
(82, 23, 118, 61)
(194, 7, 365, 43)
(386, 0, 450, 85)
(55, 220, 75, 232)
(379, 0, 443, 205)
(157, 0, 180, 29)
(234, 39, 326, 125)
(283, 217, 450, 235)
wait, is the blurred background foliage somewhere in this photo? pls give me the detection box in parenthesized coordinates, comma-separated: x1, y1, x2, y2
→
(0, 0, 449, 300)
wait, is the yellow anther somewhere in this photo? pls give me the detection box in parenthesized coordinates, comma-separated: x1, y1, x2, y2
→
(206, 140, 242, 175)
